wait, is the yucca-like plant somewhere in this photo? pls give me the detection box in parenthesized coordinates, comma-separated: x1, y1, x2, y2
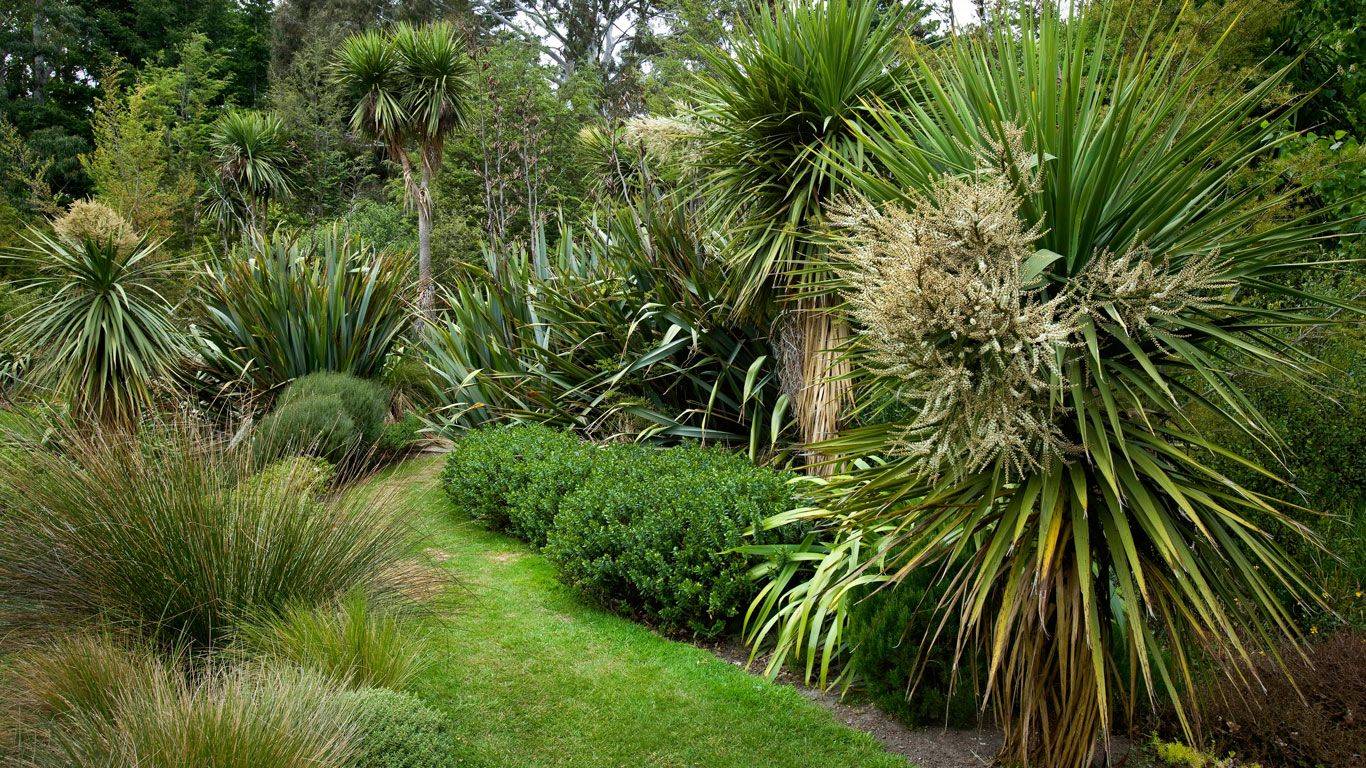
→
(1, 228, 185, 424)
(746, 7, 1361, 767)
(198, 225, 412, 394)
(209, 109, 295, 235)
(692, 0, 912, 449)
(337, 22, 471, 315)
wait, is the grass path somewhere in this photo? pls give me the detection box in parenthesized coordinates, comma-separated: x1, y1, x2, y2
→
(368, 457, 910, 768)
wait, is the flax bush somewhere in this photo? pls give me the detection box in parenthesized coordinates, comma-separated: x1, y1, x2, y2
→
(198, 225, 410, 394)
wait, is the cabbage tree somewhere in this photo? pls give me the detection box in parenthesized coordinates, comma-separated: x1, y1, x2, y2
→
(337, 22, 471, 317)
(746, 8, 1362, 767)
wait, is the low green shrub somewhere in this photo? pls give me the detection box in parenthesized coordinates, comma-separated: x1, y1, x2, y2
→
(439, 423, 589, 541)
(845, 573, 978, 728)
(335, 688, 475, 768)
(235, 593, 430, 691)
(254, 373, 393, 466)
(255, 395, 364, 465)
(377, 412, 425, 459)
(0, 425, 419, 652)
(504, 436, 596, 548)
(545, 444, 797, 638)
(1150, 739, 1243, 768)
(278, 372, 390, 445)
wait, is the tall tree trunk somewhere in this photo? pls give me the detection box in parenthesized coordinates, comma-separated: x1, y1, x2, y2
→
(416, 170, 434, 317)
(31, 0, 47, 105)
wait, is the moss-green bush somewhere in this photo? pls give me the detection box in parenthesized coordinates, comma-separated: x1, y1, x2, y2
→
(254, 373, 394, 466)
(845, 573, 978, 728)
(377, 412, 425, 459)
(544, 444, 797, 638)
(439, 424, 589, 540)
(278, 372, 390, 444)
(255, 395, 363, 465)
(336, 688, 476, 768)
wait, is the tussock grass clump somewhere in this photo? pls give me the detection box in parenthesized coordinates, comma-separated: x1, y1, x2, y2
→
(0, 423, 420, 652)
(234, 592, 431, 691)
(3, 634, 357, 768)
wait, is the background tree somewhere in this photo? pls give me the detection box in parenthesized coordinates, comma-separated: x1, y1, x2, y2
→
(0, 0, 271, 198)
(692, 0, 910, 458)
(337, 21, 472, 315)
(79, 65, 188, 240)
(269, 36, 381, 224)
(208, 109, 296, 236)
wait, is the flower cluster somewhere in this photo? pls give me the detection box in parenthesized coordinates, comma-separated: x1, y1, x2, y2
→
(619, 115, 703, 168)
(1074, 247, 1232, 334)
(50, 199, 140, 255)
(833, 149, 1076, 479)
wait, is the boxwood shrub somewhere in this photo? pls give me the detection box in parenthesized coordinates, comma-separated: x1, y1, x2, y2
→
(439, 424, 591, 544)
(544, 443, 797, 639)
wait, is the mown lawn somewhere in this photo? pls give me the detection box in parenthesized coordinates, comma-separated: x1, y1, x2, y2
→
(366, 457, 910, 768)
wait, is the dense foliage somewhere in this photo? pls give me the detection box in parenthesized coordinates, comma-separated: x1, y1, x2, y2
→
(439, 423, 592, 545)
(424, 195, 790, 453)
(334, 688, 473, 768)
(198, 226, 411, 393)
(1, 0, 1363, 765)
(0, 424, 418, 652)
(235, 593, 431, 691)
(443, 427, 801, 638)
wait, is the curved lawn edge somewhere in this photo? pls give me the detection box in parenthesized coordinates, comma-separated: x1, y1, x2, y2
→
(365, 456, 912, 768)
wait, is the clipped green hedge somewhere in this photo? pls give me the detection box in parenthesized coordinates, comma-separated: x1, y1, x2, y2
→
(439, 424, 592, 545)
(441, 427, 800, 638)
(545, 443, 797, 639)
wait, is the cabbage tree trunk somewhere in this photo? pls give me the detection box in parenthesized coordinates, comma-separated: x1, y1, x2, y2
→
(777, 294, 851, 472)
